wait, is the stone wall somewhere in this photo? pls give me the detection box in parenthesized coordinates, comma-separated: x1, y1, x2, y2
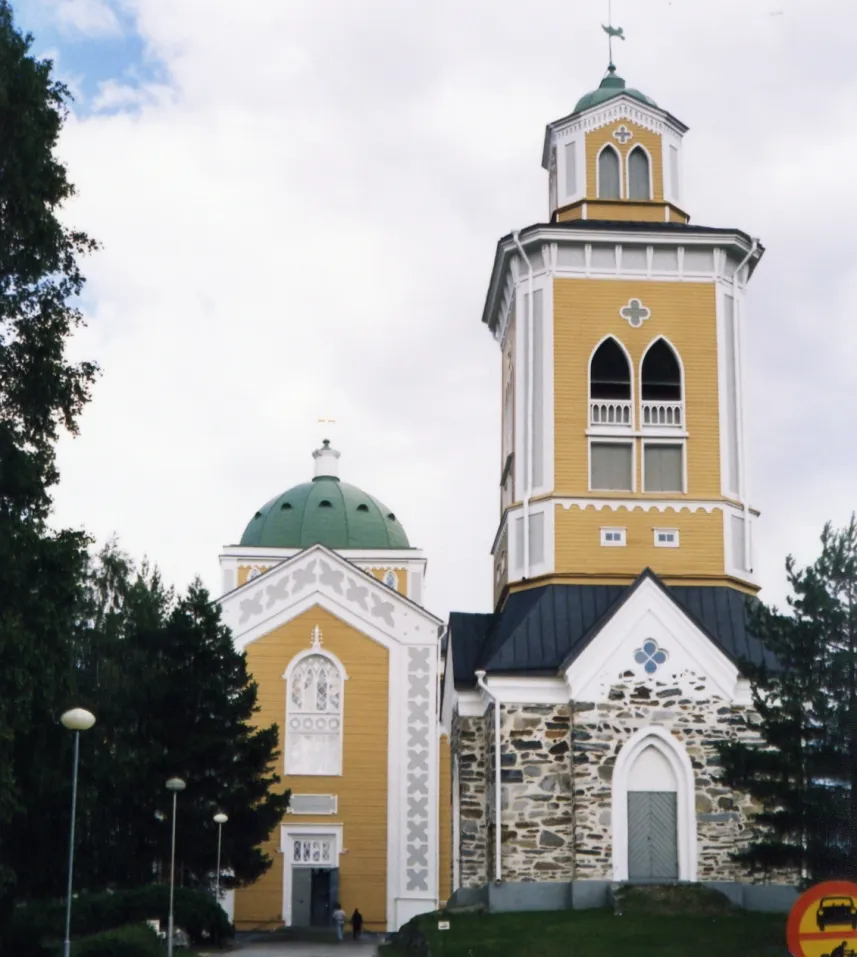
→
(499, 704, 574, 881)
(453, 714, 488, 888)
(569, 670, 761, 881)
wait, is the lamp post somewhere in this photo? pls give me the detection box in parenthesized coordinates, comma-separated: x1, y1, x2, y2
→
(166, 777, 186, 957)
(60, 708, 96, 957)
(213, 813, 228, 903)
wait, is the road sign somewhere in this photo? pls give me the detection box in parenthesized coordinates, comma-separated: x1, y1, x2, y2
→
(787, 880, 857, 957)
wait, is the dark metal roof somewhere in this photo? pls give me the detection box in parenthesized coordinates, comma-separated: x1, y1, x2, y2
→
(450, 572, 774, 689)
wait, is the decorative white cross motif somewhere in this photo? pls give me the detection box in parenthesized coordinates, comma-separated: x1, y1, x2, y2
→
(310, 625, 323, 649)
(620, 298, 651, 328)
(613, 124, 633, 145)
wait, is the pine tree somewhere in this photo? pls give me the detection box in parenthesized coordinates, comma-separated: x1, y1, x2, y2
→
(718, 516, 857, 882)
(70, 546, 290, 892)
(0, 0, 98, 917)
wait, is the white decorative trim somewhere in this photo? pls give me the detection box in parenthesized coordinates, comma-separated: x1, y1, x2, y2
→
(601, 527, 627, 547)
(456, 690, 489, 716)
(588, 335, 635, 430)
(555, 498, 724, 514)
(451, 755, 461, 892)
(479, 676, 569, 704)
(611, 726, 698, 882)
(639, 336, 686, 415)
(404, 647, 432, 892)
(280, 824, 344, 926)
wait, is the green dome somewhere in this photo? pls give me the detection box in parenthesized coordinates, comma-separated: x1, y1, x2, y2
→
(240, 442, 410, 550)
(573, 65, 657, 114)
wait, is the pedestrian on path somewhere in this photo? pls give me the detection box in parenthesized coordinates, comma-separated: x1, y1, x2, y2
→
(332, 902, 347, 942)
(351, 908, 364, 941)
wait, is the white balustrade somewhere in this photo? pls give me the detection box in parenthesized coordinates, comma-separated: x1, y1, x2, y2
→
(590, 399, 632, 428)
(641, 400, 683, 428)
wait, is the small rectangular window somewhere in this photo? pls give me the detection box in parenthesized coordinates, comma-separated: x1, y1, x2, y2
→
(644, 444, 684, 493)
(591, 442, 633, 491)
(601, 528, 626, 547)
(654, 529, 679, 548)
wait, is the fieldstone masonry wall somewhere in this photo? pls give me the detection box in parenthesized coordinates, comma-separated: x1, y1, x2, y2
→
(453, 714, 488, 888)
(452, 670, 784, 889)
(500, 704, 574, 881)
(570, 670, 761, 881)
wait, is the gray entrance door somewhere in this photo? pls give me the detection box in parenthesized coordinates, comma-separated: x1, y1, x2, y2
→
(627, 791, 678, 881)
(291, 867, 312, 926)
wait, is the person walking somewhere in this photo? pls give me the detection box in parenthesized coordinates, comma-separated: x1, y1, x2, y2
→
(332, 902, 347, 942)
(351, 908, 364, 941)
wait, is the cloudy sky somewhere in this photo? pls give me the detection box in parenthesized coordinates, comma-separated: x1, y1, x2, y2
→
(16, 0, 857, 620)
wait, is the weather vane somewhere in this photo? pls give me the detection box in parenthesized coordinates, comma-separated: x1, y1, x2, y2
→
(602, 0, 625, 67)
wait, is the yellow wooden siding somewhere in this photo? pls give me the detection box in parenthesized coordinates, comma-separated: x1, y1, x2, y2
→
(508, 572, 757, 593)
(553, 277, 721, 500)
(554, 505, 725, 579)
(559, 201, 670, 223)
(234, 605, 389, 932)
(585, 120, 664, 203)
(237, 564, 274, 587)
(367, 566, 408, 596)
(670, 206, 690, 223)
(437, 734, 452, 906)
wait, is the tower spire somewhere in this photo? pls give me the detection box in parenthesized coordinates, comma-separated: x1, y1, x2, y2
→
(602, 0, 626, 70)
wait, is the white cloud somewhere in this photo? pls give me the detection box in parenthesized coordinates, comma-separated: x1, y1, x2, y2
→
(49, 0, 857, 621)
(49, 0, 121, 37)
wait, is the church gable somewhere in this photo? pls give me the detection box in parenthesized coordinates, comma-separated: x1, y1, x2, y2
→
(219, 543, 441, 653)
(565, 573, 741, 703)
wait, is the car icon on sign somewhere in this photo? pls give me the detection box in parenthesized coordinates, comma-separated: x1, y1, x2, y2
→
(817, 896, 857, 931)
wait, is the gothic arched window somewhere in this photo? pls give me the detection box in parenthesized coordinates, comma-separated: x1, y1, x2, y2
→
(641, 339, 682, 402)
(590, 337, 631, 402)
(598, 146, 621, 199)
(628, 147, 651, 200)
(285, 653, 344, 776)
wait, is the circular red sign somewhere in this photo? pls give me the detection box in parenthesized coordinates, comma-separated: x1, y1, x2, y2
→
(786, 881, 857, 957)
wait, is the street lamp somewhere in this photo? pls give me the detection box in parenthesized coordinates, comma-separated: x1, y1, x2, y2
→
(60, 708, 96, 957)
(213, 812, 228, 903)
(166, 777, 186, 957)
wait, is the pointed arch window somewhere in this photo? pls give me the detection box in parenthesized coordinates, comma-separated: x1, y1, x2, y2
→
(641, 339, 682, 404)
(590, 337, 631, 428)
(598, 146, 621, 200)
(628, 147, 651, 200)
(285, 653, 345, 776)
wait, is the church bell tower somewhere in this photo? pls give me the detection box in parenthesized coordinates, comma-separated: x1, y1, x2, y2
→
(484, 56, 764, 607)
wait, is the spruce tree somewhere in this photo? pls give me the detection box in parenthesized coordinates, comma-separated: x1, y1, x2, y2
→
(719, 516, 857, 882)
(0, 0, 98, 919)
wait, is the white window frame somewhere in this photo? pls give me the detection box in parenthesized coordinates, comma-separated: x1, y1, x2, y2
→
(588, 439, 635, 493)
(653, 528, 680, 548)
(601, 527, 627, 547)
(283, 649, 348, 777)
(596, 143, 623, 200)
(641, 440, 686, 494)
(625, 144, 654, 202)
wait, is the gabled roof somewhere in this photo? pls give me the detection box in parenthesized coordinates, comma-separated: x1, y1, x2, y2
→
(449, 571, 774, 689)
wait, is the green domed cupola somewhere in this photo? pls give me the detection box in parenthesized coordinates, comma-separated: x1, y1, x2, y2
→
(239, 441, 410, 550)
(573, 64, 657, 115)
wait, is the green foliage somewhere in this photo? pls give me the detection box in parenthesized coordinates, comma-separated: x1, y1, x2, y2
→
(0, 0, 98, 922)
(382, 909, 785, 957)
(65, 543, 290, 891)
(70, 924, 164, 957)
(10, 885, 231, 955)
(718, 515, 857, 883)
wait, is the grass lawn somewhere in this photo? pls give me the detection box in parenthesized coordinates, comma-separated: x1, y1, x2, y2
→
(383, 908, 789, 957)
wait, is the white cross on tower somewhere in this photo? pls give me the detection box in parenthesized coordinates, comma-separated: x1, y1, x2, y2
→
(613, 124, 633, 145)
(310, 625, 323, 649)
(620, 298, 652, 328)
